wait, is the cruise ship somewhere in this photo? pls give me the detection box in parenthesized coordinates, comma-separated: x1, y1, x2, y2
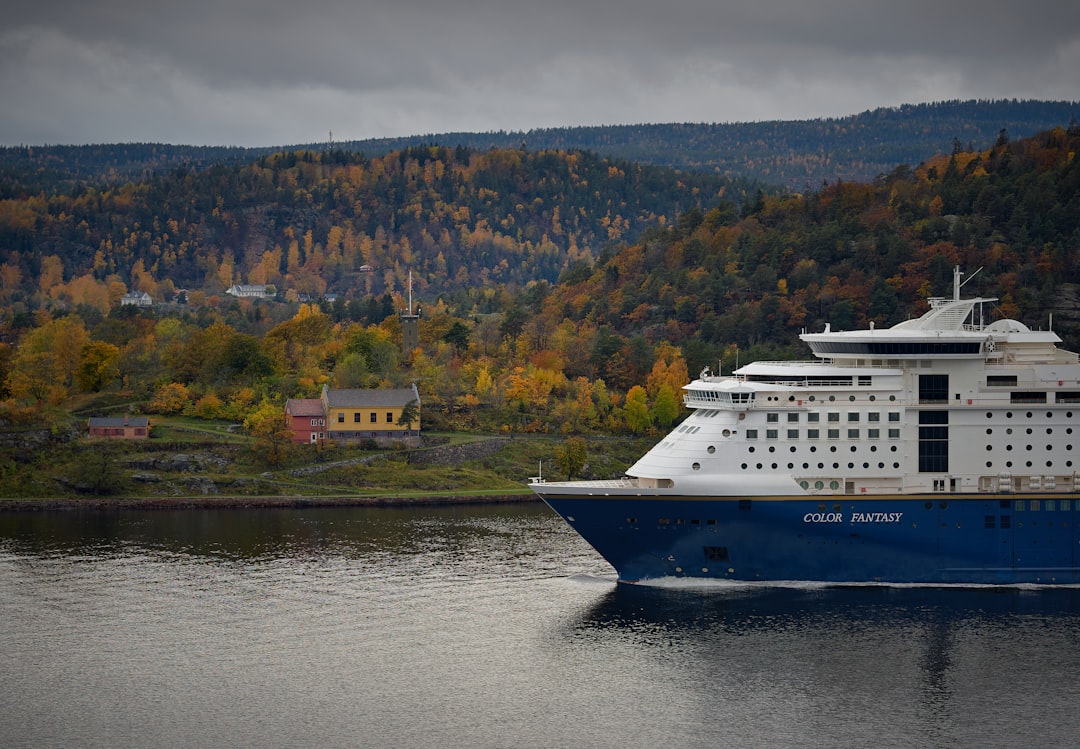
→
(531, 268, 1080, 584)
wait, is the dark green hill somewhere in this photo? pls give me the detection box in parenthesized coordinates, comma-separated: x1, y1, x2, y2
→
(2, 100, 1077, 194)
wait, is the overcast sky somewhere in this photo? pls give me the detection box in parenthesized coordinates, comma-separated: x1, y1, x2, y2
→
(2, 0, 1079, 147)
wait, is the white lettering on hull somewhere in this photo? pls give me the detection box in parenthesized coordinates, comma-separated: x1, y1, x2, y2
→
(803, 512, 904, 524)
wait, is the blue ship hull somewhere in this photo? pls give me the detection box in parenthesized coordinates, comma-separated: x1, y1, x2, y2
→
(538, 492, 1080, 585)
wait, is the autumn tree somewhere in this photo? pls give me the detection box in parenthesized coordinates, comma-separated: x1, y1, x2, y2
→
(623, 385, 652, 434)
(6, 316, 91, 404)
(555, 436, 587, 479)
(75, 341, 121, 392)
(148, 382, 191, 414)
(245, 400, 294, 467)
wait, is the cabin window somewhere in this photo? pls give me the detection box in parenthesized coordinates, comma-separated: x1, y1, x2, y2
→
(767, 413, 779, 423)
(828, 412, 840, 422)
(746, 429, 758, 439)
(807, 429, 820, 439)
(827, 429, 840, 439)
(1010, 392, 1046, 404)
(848, 413, 860, 422)
(787, 429, 799, 439)
(868, 412, 880, 422)
(868, 429, 880, 439)
(1057, 392, 1080, 403)
(807, 413, 820, 423)
(988, 375, 1018, 387)
(787, 413, 799, 423)
(848, 429, 860, 439)
(888, 412, 901, 422)
(766, 429, 778, 439)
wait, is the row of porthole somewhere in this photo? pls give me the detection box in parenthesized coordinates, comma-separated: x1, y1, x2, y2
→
(987, 460, 1074, 468)
(987, 444, 1074, 451)
(750, 444, 899, 453)
(988, 427, 1074, 434)
(741, 461, 902, 471)
(987, 411, 1075, 419)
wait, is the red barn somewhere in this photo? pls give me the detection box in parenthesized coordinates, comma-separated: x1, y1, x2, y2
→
(285, 398, 327, 444)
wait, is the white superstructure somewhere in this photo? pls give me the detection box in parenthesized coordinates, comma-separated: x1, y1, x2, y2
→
(539, 267, 1080, 499)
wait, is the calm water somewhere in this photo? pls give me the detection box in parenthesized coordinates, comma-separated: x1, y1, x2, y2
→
(3, 502, 1080, 749)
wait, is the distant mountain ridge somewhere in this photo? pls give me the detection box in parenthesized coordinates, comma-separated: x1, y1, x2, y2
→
(2, 100, 1077, 192)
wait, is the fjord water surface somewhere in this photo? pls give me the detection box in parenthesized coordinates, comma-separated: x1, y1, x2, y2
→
(3, 503, 1080, 748)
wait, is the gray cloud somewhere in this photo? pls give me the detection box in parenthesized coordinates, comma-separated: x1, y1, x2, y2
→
(2, 0, 1078, 145)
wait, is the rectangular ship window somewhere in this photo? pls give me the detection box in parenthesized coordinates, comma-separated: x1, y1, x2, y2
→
(807, 429, 820, 439)
(848, 413, 860, 422)
(1010, 391, 1047, 404)
(988, 375, 1018, 387)
(888, 428, 900, 439)
(704, 546, 729, 561)
(787, 429, 799, 439)
(746, 429, 758, 439)
(766, 429, 778, 439)
(1057, 392, 1080, 403)
(888, 412, 901, 422)
(738, 499, 752, 512)
(788, 413, 799, 423)
(828, 429, 840, 439)
(807, 413, 820, 423)
(868, 412, 880, 422)
(868, 429, 880, 439)
(848, 429, 860, 439)
(767, 413, 779, 423)
(984, 515, 996, 529)
(828, 412, 840, 422)
(1013, 500, 1025, 512)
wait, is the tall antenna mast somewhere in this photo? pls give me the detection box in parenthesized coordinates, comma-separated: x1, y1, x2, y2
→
(408, 270, 414, 315)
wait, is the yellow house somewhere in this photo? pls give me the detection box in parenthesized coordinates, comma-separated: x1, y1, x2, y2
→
(321, 384, 421, 446)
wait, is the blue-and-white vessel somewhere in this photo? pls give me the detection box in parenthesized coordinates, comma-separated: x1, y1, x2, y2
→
(531, 268, 1080, 584)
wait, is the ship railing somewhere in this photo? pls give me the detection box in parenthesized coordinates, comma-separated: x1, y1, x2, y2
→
(534, 477, 640, 489)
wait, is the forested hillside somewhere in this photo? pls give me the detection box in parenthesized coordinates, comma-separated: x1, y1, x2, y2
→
(2, 100, 1076, 192)
(0, 125, 1078, 464)
(349, 100, 1080, 188)
(0, 146, 744, 307)
(532, 124, 1080, 384)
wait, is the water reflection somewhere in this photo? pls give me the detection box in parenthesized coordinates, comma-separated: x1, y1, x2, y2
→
(0, 503, 556, 561)
(574, 582, 1080, 634)
(560, 583, 1080, 748)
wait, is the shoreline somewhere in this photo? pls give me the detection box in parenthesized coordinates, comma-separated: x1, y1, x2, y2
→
(0, 493, 540, 512)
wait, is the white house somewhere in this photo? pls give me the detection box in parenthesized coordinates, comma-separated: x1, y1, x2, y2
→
(226, 284, 276, 299)
(120, 291, 153, 307)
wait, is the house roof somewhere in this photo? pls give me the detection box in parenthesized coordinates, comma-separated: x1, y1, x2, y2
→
(323, 386, 420, 409)
(286, 398, 325, 417)
(88, 416, 149, 428)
